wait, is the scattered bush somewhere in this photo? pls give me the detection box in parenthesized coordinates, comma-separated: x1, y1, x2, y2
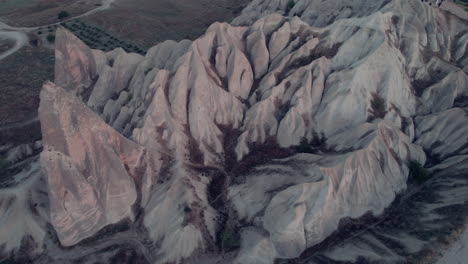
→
(58, 11, 70, 20)
(220, 225, 240, 251)
(369, 93, 387, 120)
(287, 0, 296, 11)
(46, 34, 56, 43)
(408, 160, 429, 184)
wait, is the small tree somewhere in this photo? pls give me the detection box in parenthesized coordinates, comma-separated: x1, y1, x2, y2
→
(408, 161, 429, 184)
(287, 0, 295, 11)
(58, 11, 70, 20)
(369, 93, 387, 120)
(220, 225, 241, 251)
(46, 34, 56, 43)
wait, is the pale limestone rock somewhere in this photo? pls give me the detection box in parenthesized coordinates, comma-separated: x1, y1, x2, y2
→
(233, 228, 277, 264)
(54, 27, 96, 94)
(34, 0, 468, 261)
(39, 82, 140, 246)
(261, 122, 426, 258)
(91, 49, 107, 75)
(246, 29, 269, 79)
(415, 108, 468, 159)
(87, 52, 143, 111)
(0, 162, 47, 255)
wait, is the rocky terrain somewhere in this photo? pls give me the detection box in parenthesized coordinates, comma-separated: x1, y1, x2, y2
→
(0, 0, 467, 263)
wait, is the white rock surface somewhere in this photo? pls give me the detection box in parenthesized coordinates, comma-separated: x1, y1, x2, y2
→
(0, 162, 48, 256)
(233, 228, 277, 264)
(39, 82, 141, 246)
(415, 108, 468, 159)
(31, 0, 468, 262)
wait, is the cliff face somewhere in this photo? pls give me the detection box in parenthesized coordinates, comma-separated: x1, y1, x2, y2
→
(1, 0, 467, 263)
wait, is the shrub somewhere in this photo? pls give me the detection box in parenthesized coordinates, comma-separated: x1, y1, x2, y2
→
(408, 160, 429, 184)
(220, 225, 240, 251)
(46, 34, 56, 43)
(58, 11, 70, 20)
(369, 93, 387, 120)
(287, 0, 296, 11)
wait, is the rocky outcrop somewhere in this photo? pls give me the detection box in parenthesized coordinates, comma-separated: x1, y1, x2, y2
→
(39, 82, 217, 262)
(415, 108, 468, 161)
(54, 27, 97, 95)
(27, 0, 468, 263)
(0, 162, 48, 260)
(39, 82, 142, 246)
(231, 122, 425, 259)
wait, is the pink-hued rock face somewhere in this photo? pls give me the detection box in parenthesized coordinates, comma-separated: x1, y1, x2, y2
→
(39, 82, 141, 246)
(32, 0, 468, 262)
(54, 27, 97, 95)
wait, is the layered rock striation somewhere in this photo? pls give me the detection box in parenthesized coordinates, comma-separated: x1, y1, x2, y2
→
(1, 0, 466, 263)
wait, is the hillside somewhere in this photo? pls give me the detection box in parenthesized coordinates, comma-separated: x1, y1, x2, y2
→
(0, 0, 467, 263)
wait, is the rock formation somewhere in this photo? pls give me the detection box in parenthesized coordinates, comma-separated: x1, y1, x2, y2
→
(0, 0, 467, 263)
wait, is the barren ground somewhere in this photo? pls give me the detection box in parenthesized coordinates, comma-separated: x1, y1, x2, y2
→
(0, 45, 54, 126)
(84, 0, 251, 48)
(0, 0, 103, 26)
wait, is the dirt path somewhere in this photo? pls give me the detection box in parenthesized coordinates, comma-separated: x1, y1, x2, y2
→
(0, 0, 115, 61)
(0, 30, 28, 60)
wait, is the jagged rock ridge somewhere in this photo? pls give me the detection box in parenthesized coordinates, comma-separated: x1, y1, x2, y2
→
(0, 0, 467, 263)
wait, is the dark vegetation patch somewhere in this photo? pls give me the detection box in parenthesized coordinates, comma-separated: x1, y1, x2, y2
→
(46, 33, 55, 43)
(57, 10, 70, 20)
(286, 0, 296, 13)
(295, 133, 327, 154)
(184, 125, 208, 166)
(207, 169, 229, 212)
(367, 92, 387, 121)
(219, 221, 241, 251)
(230, 137, 294, 180)
(454, 95, 468, 108)
(276, 41, 342, 84)
(410, 50, 449, 97)
(108, 247, 148, 264)
(408, 160, 430, 184)
(72, 243, 150, 264)
(56, 20, 147, 54)
(0, 156, 9, 172)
